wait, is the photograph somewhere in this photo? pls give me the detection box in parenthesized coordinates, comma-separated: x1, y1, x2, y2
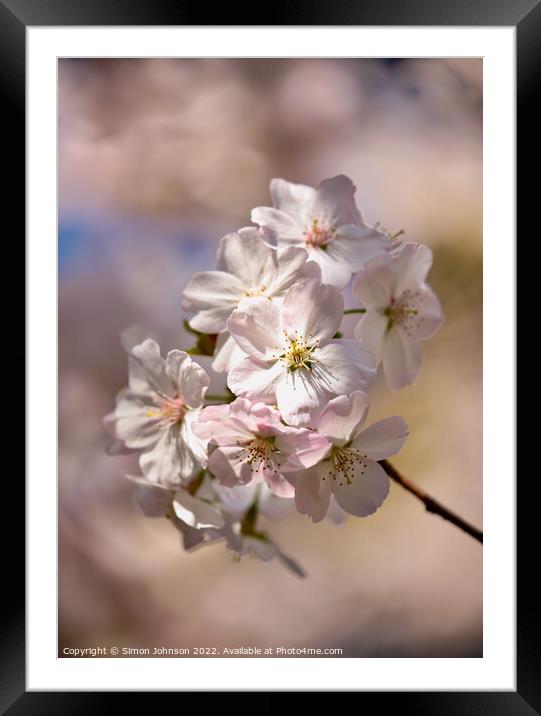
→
(58, 57, 484, 660)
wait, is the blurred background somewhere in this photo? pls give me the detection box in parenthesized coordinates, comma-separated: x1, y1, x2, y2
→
(59, 58, 482, 658)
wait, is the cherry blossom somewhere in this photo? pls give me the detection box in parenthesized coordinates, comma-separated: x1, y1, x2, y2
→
(192, 398, 328, 497)
(105, 339, 209, 487)
(288, 391, 408, 522)
(214, 483, 304, 575)
(251, 175, 390, 288)
(182, 227, 318, 335)
(104, 171, 452, 574)
(353, 243, 444, 390)
(132, 478, 225, 551)
(222, 517, 305, 577)
(227, 278, 376, 426)
(133, 475, 304, 575)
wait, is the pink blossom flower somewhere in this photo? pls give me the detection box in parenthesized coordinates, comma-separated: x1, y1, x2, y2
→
(226, 278, 376, 427)
(288, 391, 408, 522)
(192, 398, 328, 497)
(105, 339, 209, 487)
(353, 243, 444, 390)
(251, 175, 390, 288)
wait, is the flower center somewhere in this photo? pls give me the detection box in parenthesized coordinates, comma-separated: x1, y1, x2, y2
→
(303, 219, 335, 249)
(242, 284, 268, 298)
(278, 333, 318, 372)
(384, 290, 420, 332)
(237, 437, 281, 474)
(147, 396, 187, 426)
(321, 446, 369, 487)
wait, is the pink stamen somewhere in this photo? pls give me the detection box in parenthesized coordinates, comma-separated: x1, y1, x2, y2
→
(154, 396, 187, 425)
(303, 220, 334, 248)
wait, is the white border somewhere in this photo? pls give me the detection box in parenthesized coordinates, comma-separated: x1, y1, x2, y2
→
(27, 27, 515, 691)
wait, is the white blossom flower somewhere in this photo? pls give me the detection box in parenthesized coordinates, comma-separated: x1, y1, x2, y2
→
(193, 398, 328, 497)
(182, 226, 318, 335)
(132, 478, 225, 551)
(105, 339, 209, 487)
(212, 482, 305, 576)
(133, 475, 304, 575)
(353, 243, 444, 390)
(251, 175, 390, 288)
(212, 481, 295, 522)
(288, 391, 408, 522)
(227, 278, 376, 427)
(222, 518, 306, 577)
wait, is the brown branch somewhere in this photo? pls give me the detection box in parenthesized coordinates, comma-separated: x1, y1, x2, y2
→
(379, 459, 483, 544)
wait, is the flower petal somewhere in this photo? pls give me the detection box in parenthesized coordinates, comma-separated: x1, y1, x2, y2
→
(351, 416, 409, 460)
(402, 285, 444, 341)
(314, 175, 362, 226)
(208, 445, 258, 486)
(181, 410, 208, 467)
(331, 460, 390, 517)
(212, 483, 259, 516)
(211, 333, 246, 373)
(111, 392, 161, 449)
(227, 297, 282, 360)
(331, 224, 390, 271)
(172, 489, 225, 529)
(192, 403, 254, 445)
(280, 278, 343, 343)
(251, 206, 302, 241)
(182, 270, 246, 333)
(275, 428, 331, 470)
(130, 339, 173, 397)
(394, 242, 433, 295)
(311, 339, 376, 396)
(258, 485, 295, 520)
(317, 391, 370, 446)
(305, 246, 353, 289)
(180, 525, 215, 552)
(173, 353, 209, 407)
(246, 401, 285, 435)
(216, 227, 275, 286)
(270, 178, 316, 224)
(139, 425, 195, 486)
(266, 245, 315, 296)
(353, 310, 388, 364)
(264, 471, 295, 498)
(228, 356, 283, 403)
(294, 466, 332, 523)
(275, 368, 328, 428)
(325, 497, 348, 525)
(352, 253, 398, 309)
(134, 483, 171, 517)
(382, 328, 423, 390)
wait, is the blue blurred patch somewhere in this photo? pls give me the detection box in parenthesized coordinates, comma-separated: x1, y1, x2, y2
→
(58, 212, 219, 277)
(58, 220, 92, 273)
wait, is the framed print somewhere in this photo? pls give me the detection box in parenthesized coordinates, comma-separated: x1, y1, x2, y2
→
(9, 0, 533, 709)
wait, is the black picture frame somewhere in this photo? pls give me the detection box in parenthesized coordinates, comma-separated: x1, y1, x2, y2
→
(9, 0, 531, 711)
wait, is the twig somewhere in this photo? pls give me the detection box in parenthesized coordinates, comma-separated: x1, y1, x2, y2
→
(380, 459, 483, 544)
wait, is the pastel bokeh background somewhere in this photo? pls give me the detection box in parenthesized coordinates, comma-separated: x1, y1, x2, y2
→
(59, 58, 482, 658)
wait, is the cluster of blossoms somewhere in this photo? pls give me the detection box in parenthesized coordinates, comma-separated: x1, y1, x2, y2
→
(105, 175, 443, 576)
